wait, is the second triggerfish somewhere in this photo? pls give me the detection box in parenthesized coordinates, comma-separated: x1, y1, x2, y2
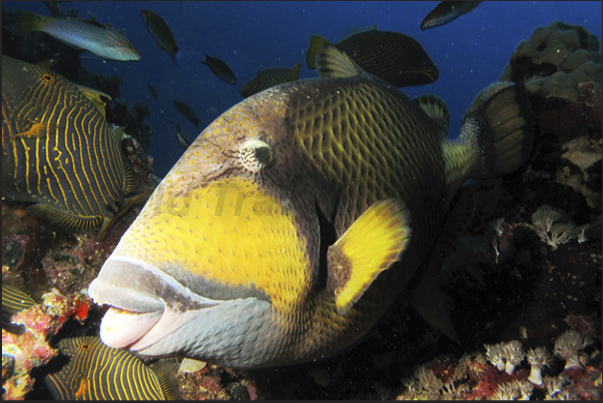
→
(88, 46, 534, 368)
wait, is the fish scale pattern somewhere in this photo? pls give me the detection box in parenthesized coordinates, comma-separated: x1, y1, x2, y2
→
(287, 77, 446, 232)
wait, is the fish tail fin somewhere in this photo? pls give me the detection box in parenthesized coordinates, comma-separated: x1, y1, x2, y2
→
(462, 82, 534, 179)
(316, 45, 363, 78)
(306, 34, 331, 69)
(172, 49, 184, 65)
(17, 10, 48, 32)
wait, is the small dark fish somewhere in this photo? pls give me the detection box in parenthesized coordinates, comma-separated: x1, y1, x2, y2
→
(306, 28, 438, 86)
(2, 56, 140, 238)
(240, 63, 301, 98)
(140, 9, 181, 64)
(147, 84, 158, 100)
(201, 54, 237, 85)
(173, 100, 200, 127)
(2, 283, 38, 335)
(17, 11, 140, 61)
(44, 336, 179, 400)
(175, 123, 190, 149)
(421, 1, 482, 30)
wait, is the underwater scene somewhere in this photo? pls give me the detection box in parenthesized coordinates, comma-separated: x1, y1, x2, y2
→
(2, 1, 602, 400)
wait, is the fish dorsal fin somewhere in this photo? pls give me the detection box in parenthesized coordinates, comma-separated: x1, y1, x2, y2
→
(76, 85, 111, 119)
(412, 94, 451, 136)
(316, 45, 363, 79)
(306, 34, 331, 69)
(327, 199, 412, 315)
(290, 63, 301, 81)
(340, 23, 378, 41)
(111, 125, 127, 141)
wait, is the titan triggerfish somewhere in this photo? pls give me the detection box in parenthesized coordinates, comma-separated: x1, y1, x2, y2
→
(88, 45, 534, 368)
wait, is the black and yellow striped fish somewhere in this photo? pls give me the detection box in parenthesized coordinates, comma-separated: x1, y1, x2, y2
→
(45, 336, 179, 400)
(2, 283, 38, 334)
(2, 56, 138, 237)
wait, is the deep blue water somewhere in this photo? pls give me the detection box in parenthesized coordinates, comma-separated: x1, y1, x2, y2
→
(4, 1, 602, 178)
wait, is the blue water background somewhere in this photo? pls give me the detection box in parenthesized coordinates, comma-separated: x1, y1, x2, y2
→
(4, 1, 602, 178)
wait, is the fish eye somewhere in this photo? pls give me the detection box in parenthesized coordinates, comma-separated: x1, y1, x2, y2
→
(81, 343, 90, 350)
(42, 73, 53, 82)
(239, 139, 273, 172)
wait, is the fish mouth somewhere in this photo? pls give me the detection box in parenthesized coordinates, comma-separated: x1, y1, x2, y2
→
(88, 256, 218, 352)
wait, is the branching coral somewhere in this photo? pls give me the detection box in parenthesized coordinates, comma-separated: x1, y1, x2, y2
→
(531, 205, 577, 250)
(526, 347, 553, 385)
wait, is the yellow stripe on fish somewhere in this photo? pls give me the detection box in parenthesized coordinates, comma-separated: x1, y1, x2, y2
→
(2, 56, 136, 235)
(44, 336, 178, 400)
(89, 45, 534, 368)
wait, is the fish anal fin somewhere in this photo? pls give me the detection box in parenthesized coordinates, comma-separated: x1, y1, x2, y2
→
(16, 122, 50, 139)
(327, 199, 412, 315)
(306, 35, 331, 69)
(27, 203, 103, 231)
(408, 254, 459, 344)
(316, 45, 363, 79)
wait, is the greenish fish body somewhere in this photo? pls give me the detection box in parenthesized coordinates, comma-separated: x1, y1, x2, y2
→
(201, 54, 237, 85)
(2, 56, 134, 232)
(140, 9, 181, 64)
(2, 283, 37, 334)
(306, 29, 439, 86)
(88, 46, 533, 368)
(17, 11, 140, 62)
(240, 63, 302, 98)
(421, 1, 482, 30)
(45, 336, 178, 400)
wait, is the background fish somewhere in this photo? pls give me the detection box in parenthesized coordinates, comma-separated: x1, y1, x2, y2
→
(201, 54, 237, 85)
(140, 9, 181, 64)
(174, 123, 190, 149)
(306, 28, 439, 86)
(172, 100, 200, 127)
(147, 84, 158, 100)
(239, 63, 301, 98)
(16, 10, 140, 61)
(88, 46, 534, 368)
(44, 336, 179, 400)
(2, 56, 136, 236)
(421, 1, 482, 30)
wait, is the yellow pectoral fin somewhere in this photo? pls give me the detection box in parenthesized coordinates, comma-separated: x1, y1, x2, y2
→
(327, 199, 412, 315)
(16, 122, 49, 139)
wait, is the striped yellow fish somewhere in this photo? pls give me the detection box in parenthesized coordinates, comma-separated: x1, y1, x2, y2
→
(2, 56, 138, 236)
(88, 46, 533, 368)
(45, 336, 179, 400)
(2, 283, 38, 335)
(17, 11, 140, 62)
